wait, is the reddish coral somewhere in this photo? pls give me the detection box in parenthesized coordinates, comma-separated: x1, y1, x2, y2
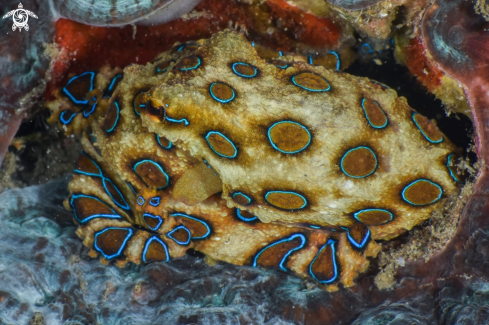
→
(404, 38, 443, 92)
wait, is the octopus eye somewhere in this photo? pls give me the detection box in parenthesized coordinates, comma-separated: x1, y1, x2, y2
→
(145, 100, 166, 123)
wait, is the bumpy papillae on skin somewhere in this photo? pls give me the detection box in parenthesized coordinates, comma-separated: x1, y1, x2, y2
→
(47, 31, 463, 290)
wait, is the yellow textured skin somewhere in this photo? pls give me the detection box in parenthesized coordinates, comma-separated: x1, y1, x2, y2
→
(48, 31, 463, 290)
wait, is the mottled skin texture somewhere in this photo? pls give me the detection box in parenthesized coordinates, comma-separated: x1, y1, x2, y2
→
(47, 31, 463, 290)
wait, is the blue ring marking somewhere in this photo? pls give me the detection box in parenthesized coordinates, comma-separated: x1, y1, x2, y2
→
(362, 43, 373, 53)
(143, 213, 163, 231)
(156, 134, 173, 150)
(291, 73, 331, 92)
(143, 236, 170, 263)
(169, 213, 211, 239)
(133, 159, 170, 190)
(309, 239, 338, 284)
(447, 154, 462, 183)
(209, 82, 236, 104)
(401, 179, 443, 206)
(252, 233, 306, 272)
(353, 208, 393, 224)
(231, 62, 258, 78)
(340, 146, 378, 179)
(328, 51, 341, 70)
(74, 152, 130, 210)
(59, 110, 77, 125)
(361, 98, 388, 129)
(267, 121, 311, 154)
(70, 194, 121, 224)
(62, 71, 95, 105)
(205, 131, 238, 158)
(175, 43, 199, 52)
(180, 56, 201, 71)
(126, 182, 137, 195)
(105, 101, 120, 133)
(166, 115, 189, 126)
(412, 113, 444, 144)
(167, 225, 191, 245)
(149, 196, 161, 207)
(232, 192, 251, 205)
(83, 99, 97, 117)
(274, 62, 288, 69)
(94, 227, 133, 260)
(264, 191, 308, 210)
(236, 209, 258, 222)
(104, 74, 123, 98)
(347, 227, 370, 249)
(308, 225, 321, 229)
(137, 196, 145, 206)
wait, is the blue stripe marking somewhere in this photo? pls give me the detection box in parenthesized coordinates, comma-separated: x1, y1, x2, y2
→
(253, 233, 306, 272)
(143, 213, 163, 231)
(126, 182, 137, 195)
(70, 194, 121, 224)
(166, 116, 189, 126)
(169, 213, 211, 239)
(361, 98, 388, 129)
(232, 62, 258, 78)
(133, 159, 169, 190)
(309, 239, 338, 284)
(447, 154, 462, 183)
(180, 56, 201, 71)
(328, 51, 341, 70)
(104, 74, 122, 98)
(105, 102, 120, 133)
(59, 110, 77, 125)
(232, 192, 251, 205)
(83, 99, 97, 117)
(205, 131, 238, 158)
(143, 236, 170, 263)
(236, 209, 258, 222)
(347, 227, 370, 249)
(412, 113, 444, 144)
(353, 208, 393, 224)
(308, 54, 313, 65)
(62, 71, 95, 105)
(149, 197, 161, 207)
(264, 191, 308, 210)
(267, 121, 311, 154)
(291, 73, 331, 92)
(340, 146, 378, 179)
(308, 225, 321, 229)
(74, 152, 130, 210)
(156, 134, 173, 150)
(167, 225, 191, 245)
(94, 227, 133, 260)
(209, 82, 236, 103)
(402, 179, 443, 206)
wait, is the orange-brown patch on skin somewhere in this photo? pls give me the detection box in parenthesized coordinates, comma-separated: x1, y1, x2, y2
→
(447, 154, 467, 183)
(341, 147, 377, 178)
(71, 195, 115, 223)
(348, 222, 369, 247)
(143, 215, 162, 230)
(63, 72, 93, 104)
(310, 53, 339, 70)
(254, 236, 304, 268)
(362, 98, 388, 128)
(354, 209, 392, 225)
(209, 83, 234, 102)
(104, 101, 120, 133)
(156, 136, 171, 149)
(76, 153, 100, 175)
(268, 121, 310, 153)
(292, 72, 330, 91)
(169, 227, 190, 244)
(265, 191, 307, 210)
(268, 59, 289, 69)
(134, 161, 169, 189)
(95, 228, 131, 257)
(233, 63, 257, 77)
(143, 237, 169, 262)
(175, 56, 201, 71)
(206, 132, 237, 158)
(233, 193, 251, 205)
(413, 113, 444, 143)
(172, 215, 210, 238)
(237, 209, 255, 220)
(402, 180, 443, 206)
(309, 241, 337, 282)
